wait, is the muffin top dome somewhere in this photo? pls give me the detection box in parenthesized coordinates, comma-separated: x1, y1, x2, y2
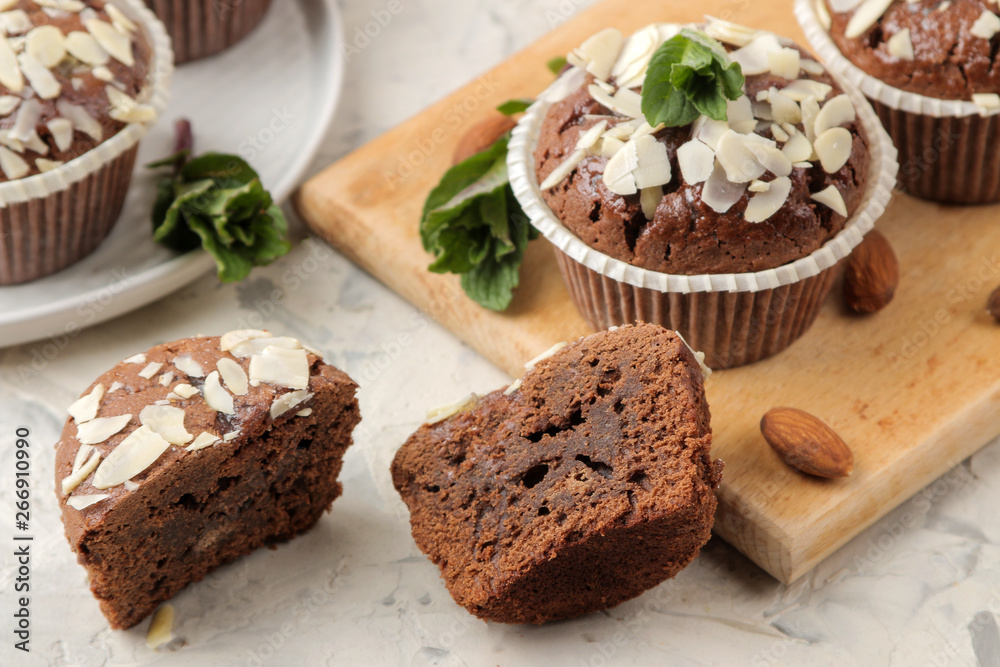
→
(0, 0, 155, 182)
(821, 0, 1000, 103)
(534, 18, 871, 275)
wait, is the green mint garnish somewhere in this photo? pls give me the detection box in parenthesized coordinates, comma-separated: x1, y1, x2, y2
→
(547, 55, 568, 75)
(420, 133, 538, 312)
(496, 98, 533, 116)
(149, 120, 291, 283)
(640, 29, 745, 128)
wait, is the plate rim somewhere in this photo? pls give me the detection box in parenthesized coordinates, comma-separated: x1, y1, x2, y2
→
(0, 0, 345, 348)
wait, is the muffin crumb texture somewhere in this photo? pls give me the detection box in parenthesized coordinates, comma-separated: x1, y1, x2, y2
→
(392, 323, 722, 624)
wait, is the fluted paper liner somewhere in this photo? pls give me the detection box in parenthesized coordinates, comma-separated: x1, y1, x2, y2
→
(145, 0, 272, 64)
(795, 0, 1000, 203)
(0, 0, 173, 285)
(507, 47, 898, 369)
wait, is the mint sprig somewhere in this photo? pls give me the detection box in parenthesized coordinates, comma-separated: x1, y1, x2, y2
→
(420, 134, 538, 311)
(149, 120, 291, 283)
(641, 29, 745, 128)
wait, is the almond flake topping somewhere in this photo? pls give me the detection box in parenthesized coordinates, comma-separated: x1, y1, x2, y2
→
(172, 384, 199, 399)
(844, 0, 895, 39)
(92, 425, 171, 490)
(72, 444, 94, 473)
(173, 354, 205, 378)
(68, 383, 104, 423)
(203, 371, 235, 415)
(76, 414, 131, 445)
(17, 52, 59, 99)
(61, 448, 101, 494)
(296, 409, 313, 417)
(426, 393, 477, 424)
(886, 29, 914, 60)
(25, 25, 66, 68)
(0, 146, 28, 179)
(270, 390, 315, 419)
(123, 353, 146, 364)
(811, 185, 848, 216)
(67, 494, 109, 510)
(138, 362, 163, 379)
(217, 358, 249, 395)
(139, 405, 192, 445)
(46, 118, 72, 151)
(249, 346, 310, 390)
(972, 11, 1000, 40)
(37, 158, 63, 172)
(186, 432, 219, 452)
(65, 30, 109, 66)
(57, 100, 102, 141)
(84, 18, 132, 66)
(123, 480, 140, 491)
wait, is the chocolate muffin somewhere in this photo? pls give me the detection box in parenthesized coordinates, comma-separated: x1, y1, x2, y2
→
(798, 0, 1000, 202)
(0, 0, 170, 284)
(509, 18, 896, 368)
(392, 324, 722, 624)
(534, 30, 870, 275)
(823, 0, 1000, 101)
(55, 330, 360, 630)
(143, 0, 273, 64)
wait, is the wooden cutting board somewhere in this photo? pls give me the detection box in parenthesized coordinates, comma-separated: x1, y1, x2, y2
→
(295, 0, 1000, 583)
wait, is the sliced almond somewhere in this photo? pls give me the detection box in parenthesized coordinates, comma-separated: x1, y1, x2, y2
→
(576, 120, 608, 153)
(703, 16, 765, 47)
(781, 79, 833, 103)
(640, 186, 661, 219)
(744, 176, 792, 223)
(693, 116, 729, 150)
(677, 139, 716, 184)
(248, 346, 310, 390)
(17, 52, 60, 99)
(702, 161, 748, 213)
(217, 357, 249, 395)
(727, 96, 757, 134)
(123, 353, 146, 364)
(539, 148, 585, 190)
(426, 393, 477, 424)
(0, 10, 32, 36)
(25, 25, 66, 68)
(781, 131, 814, 163)
(845, 0, 894, 39)
(139, 405, 193, 445)
(171, 384, 199, 400)
(138, 362, 163, 379)
(573, 28, 623, 81)
(85, 18, 133, 66)
(769, 90, 802, 125)
(72, 444, 94, 474)
(173, 354, 205, 378)
(811, 184, 848, 217)
(587, 83, 641, 118)
(47, 117, 73, 152)
(886, 28, 915, 60)
(68, 383, 104, 423)
(813, 94, 856, 136)
(76, 414, 132, 446)
(768, 47, 800, 79)
(227, 335, 303, 359)
(973, 93, 1000, 111)
(730, 33, 783, 76)
(971, 11, 1000, 39)
(203, 371, 235, 415)
(632, 134, 671, 189)
(66, 494, 109, 511)
(270, 390, 314, 420)
(92, 425, 171, 489)
(61, 448, 101, 495)
(602, 137, 638, 195)
(106, 4, 137, 33)
(186, 432, 220, 452)
(716, 130, 771, 183)
(145, 605, 174, 651)
(814, 127, 853, 173)
(0, 94, 19, 115)
(65, 30, 109, 66)
(747, 142, 793, 177)
(57, 100, 101, 141)
(0, 146, 29, 179)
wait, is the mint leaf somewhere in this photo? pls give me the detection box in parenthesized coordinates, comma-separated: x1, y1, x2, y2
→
(420, 133, 538, 311)
(149, 146, 291, 283)
(547, 55, 568, 75)
(641, 29, 744, 128)
(497, 98, 532, 116)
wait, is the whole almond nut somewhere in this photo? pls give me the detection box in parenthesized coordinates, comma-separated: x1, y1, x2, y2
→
(453, 114, 517, 165)
(988, 286, 1000, 323)
(844, 230, 900, 314)
(760, 407, 854, 479)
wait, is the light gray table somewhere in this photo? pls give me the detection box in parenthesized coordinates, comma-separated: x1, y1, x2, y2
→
(2, 1, 998, 664)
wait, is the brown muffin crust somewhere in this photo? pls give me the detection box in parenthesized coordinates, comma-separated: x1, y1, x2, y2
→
(55, 333, 361, 629)
(534, 46, 870, 275)
(826, 0, 1000, 100)
(392, 324, 722, 624)
(0, 1, 153, 181)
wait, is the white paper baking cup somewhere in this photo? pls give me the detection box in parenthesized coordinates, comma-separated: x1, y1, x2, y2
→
(0, 0, 173, 285)
(795, 0, 1000, 202)
(507, 45, 898, 368)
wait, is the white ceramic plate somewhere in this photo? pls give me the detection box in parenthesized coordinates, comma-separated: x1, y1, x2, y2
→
(0, 0, 344, 348)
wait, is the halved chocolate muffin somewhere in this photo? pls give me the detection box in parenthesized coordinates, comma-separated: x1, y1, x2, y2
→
(55, 330, 360, 629)
(392, 323, 722, 624)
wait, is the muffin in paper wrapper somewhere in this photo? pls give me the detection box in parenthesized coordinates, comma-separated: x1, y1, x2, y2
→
(0, 0, 173, 286)
(795, 0, 1000, 204)
(507, 48, 898, 370)
(144, 0, 273, 64)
